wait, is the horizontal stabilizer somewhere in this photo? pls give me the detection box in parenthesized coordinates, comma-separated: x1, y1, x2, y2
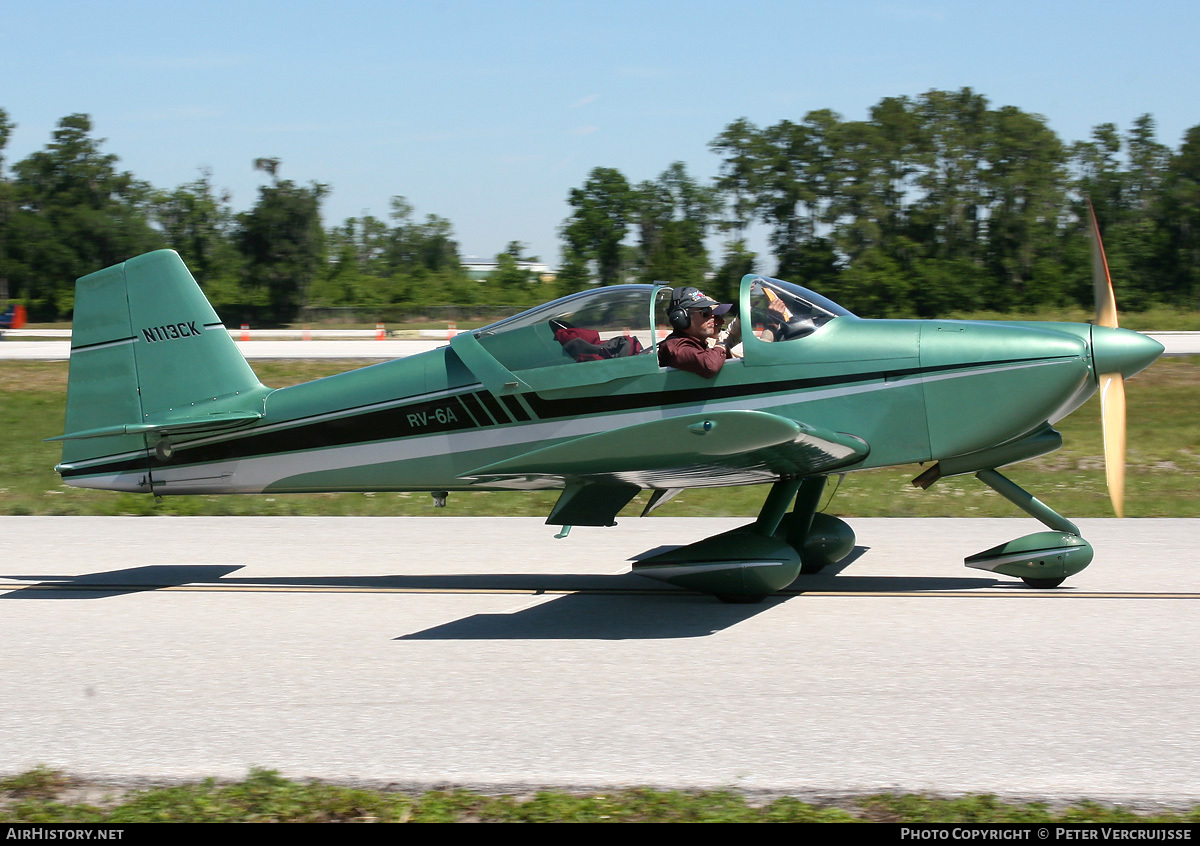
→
(48, 410, 262, 442)
(462, 410, 868, 489)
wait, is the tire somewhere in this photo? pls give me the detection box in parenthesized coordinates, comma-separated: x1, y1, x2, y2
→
(1022, 577, 1065, 589)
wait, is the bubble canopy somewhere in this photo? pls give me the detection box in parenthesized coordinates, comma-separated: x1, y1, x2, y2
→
(469, 274, 855, 375)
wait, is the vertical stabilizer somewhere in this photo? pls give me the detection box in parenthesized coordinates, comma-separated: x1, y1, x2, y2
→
(58, 250, 267, 467)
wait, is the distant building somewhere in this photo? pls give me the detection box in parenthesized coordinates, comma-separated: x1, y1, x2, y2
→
(461, 258, 556, 283)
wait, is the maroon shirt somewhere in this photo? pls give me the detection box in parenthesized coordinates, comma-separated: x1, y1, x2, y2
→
(658, 332, 730, 378)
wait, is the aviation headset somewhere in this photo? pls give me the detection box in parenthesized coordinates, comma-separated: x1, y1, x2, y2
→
(667, 286, 717, 331)
(667, 294, 691, 331)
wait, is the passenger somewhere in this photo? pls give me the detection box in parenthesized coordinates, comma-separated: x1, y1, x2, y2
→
(658, 287, 738, 378)
(551, 319, 643, 361)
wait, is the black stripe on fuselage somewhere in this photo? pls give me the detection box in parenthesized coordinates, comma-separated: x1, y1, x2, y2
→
(502, 394, 533, 422)
(466, 391, 499, 424)
(60, 391, 484, 479)
(477, 391, 510, 424)
(456, 393, 487, 426)
(59, 355, 1068, 480)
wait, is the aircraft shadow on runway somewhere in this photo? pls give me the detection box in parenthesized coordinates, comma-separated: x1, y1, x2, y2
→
(0, 561, 781, 638)
(0, 565, 245, 600)
(396, 546, 1007, 640)
(1, 545, 1015, 640)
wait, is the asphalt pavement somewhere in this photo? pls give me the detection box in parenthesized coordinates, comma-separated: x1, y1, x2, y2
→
(1, 516, 1197, 804)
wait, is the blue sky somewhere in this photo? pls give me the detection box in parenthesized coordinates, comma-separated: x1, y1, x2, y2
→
(2, 0, 1198, 266)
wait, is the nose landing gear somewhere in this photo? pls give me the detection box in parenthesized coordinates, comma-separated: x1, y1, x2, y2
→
(965, 469, 1093, 588)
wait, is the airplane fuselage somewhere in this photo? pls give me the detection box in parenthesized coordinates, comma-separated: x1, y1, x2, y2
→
(58, 315, 1105, 497)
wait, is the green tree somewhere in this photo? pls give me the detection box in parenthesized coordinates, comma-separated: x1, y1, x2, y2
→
(711, 113, 841, 287)
(711, 91, 1094, 316)
(635, 161, 719, 286)
(977, 105, 1068, 309)
(237, 158, 327, 324)
(151, 169, 242, 308)
(1071, 116, 1172, 309)
(560, 167, 634, 286)
(310, 214, 391, 308)
(386, 198, 462, 275)
(1158, 124, 1200, 307)
(368, 196, 471, 306)
(6, 113, 162, 317)
(910, 90, 987, 265)
(709, 117, 764, 241)
(413, 214, 461, 275)
(488, 240, 540, 306)
(755, 118, 830, 280)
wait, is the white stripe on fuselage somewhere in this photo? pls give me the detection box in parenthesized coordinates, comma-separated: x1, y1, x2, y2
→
(67, 358, 1075, 493)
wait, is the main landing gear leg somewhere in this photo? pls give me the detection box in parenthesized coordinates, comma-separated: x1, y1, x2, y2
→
(751, 478, 803, 537)
(631, 476, 860, 603)
(966, 468, 1094, 588)
(770, 475, 857, 576)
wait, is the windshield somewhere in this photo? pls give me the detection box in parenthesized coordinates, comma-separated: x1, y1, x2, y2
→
(743, 275, 853, 342)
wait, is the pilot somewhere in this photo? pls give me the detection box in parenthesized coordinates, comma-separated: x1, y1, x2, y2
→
(658, 287, 738, 378)
(751, 282, 794, 342)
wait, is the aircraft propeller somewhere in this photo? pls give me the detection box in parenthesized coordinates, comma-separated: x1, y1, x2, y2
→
(1090, 201, 1126, 518)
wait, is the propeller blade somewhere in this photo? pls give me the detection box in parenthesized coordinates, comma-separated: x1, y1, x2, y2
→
(1099, 371, 1126, 518)
(1090, 199, 1126, 515)
(1089, 200, 1119, 329)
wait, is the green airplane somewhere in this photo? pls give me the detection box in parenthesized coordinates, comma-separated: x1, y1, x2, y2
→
(51, 214, 1163, 602)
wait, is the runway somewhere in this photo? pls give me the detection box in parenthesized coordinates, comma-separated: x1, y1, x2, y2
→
(1, 516, 1198, 804)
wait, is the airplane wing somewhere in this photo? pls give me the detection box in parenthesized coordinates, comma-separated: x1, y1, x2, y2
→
(460, 410, 869, 526)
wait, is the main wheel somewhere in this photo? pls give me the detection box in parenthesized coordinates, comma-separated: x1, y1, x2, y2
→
(1022, 576, 1065, 589)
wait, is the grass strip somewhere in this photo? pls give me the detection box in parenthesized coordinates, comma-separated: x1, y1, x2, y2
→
(2, 768, 1197, 823)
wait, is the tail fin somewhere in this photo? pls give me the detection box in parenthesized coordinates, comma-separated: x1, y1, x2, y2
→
(54, 250, 268, 468)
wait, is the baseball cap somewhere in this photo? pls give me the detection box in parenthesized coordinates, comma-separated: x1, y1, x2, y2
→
(671, 286, 732, 315)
